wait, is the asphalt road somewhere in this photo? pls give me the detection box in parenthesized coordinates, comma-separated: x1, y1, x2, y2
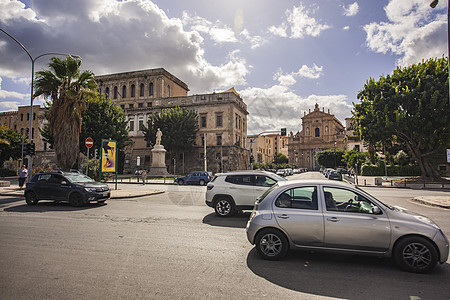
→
(0, 172, 449, 300)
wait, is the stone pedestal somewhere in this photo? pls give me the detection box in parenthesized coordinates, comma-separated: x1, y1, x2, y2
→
(149, 145, 170, 176)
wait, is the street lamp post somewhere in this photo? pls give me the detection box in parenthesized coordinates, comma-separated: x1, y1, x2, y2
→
(430, 0, 450, 105)
(0, 28, 80, 178)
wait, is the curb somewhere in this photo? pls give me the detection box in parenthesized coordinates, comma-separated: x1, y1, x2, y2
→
(412, 197, 450, 209)
(0, 190, 165, 200)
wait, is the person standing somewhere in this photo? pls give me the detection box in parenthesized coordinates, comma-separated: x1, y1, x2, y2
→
(17, 165, 28, 190)
(141, 169, 147, 185)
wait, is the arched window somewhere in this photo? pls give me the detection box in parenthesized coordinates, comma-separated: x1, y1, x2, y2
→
(140, 83, 144, 97)
(122, 86, 127, 98)
(315, 128, 320, 137)
(105, 87, 110, 97)
(113, 86, 118, 99)
(149, 82, 154, 96)
(131, 84, 135, 97)
(306, 128, 310, 135)
(167, 85, 170, 97)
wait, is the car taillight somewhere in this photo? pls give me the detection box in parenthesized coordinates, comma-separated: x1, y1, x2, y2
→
(207, 184, 214, 190)
(249, 211, 257, 222)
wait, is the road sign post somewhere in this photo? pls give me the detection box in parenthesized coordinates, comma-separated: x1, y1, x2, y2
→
(85, 137, 94, 175)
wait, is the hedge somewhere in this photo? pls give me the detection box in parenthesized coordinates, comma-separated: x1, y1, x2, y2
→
(361, 164, 421, 176)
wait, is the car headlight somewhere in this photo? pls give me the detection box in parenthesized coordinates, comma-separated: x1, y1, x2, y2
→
(84, 187, 97, 193)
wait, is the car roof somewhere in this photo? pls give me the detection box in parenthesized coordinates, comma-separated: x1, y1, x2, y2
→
(276, 179, 352, 188)
(214, 170, 274, 176)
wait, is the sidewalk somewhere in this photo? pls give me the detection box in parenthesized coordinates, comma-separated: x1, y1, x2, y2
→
(0, 183, 164, 200)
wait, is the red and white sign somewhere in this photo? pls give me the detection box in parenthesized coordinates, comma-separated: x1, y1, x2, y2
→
(85, 137, 94, 148)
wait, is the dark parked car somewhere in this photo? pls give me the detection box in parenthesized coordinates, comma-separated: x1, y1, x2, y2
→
(25, 171, 110, 207)
(328, 170, 342, 181)
(175, 171, 212, 186)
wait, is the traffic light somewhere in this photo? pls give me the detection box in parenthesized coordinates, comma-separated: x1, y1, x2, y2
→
(23, 143, 29, 156)
(281, 128, 287, 136)
(28, 142, 35, 156)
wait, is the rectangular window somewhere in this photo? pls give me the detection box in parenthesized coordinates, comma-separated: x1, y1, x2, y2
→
(217, 135, 222, 146)
(138, 118, 144, 131)
(129, 120, 135, 132)
(201, 136, 205, 146)
(200, 115, 207, 128)
(216, 114, 222, 127)
(120, 104, 125, 110)
(147, 102, 152, 107)
(21, 113, 23, 121)
(138, 103, 143, 108)
(128, 104, 134, 109)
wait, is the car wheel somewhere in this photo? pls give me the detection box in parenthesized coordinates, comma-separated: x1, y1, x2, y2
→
(69, 193, 84, 207)
(255, 228, 289, 260)
(98, 200, 106, 205)
(394, 236, 438, 273)
(199, 179, 205, 186)
(214, 197, 235, 217)
(178, 179, 184, 185)
(25, 191, 38, 205)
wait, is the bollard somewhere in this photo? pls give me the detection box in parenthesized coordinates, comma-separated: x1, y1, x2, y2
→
(364, 179, 366, 186)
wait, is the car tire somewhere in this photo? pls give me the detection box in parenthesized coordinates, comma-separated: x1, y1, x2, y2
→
(393, 236, 438, 273)
(199, 179, 205, 186)
(178, 179, 184, 185)
(25, 191, 38, 205)
(214, 197, 235, 217)
(255, 228, 289, 260)
(69, 193, 84, 207)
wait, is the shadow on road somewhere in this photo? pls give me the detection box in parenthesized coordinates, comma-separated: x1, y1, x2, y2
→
(202, 212, 251, 228)
(0, 196, 27, 206)
(246, 248, 450, 299)
(4, 201, 107, 212)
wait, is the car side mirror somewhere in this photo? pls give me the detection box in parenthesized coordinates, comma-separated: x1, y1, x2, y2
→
(372, 207, 381, 214)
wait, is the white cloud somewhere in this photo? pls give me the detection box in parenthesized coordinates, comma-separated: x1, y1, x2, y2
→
(343, 26, 350, 31)
(240, 83, 352, 134)
(343, 2, 359, 17)
(0, 0, 250, 95)
(273, 64, 324, 86)
(0, 77, 28, 100)
(269, 4, 331, 39)
(364, 0, 447, 66)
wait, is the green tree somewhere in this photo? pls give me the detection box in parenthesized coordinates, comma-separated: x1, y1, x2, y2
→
(40, 94, 132, 172)
(34, 56, 97, 170)
(315, 148, 344, 168)
(273, 153, 288, 164)
(0, 126, 23, 167)
(141, 107, 199, 156)
(342, 148, 369, 172)
(354, 57, 450, 179)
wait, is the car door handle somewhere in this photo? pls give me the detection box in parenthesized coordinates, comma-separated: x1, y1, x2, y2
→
(326, 217, 340, 222)
(277, 214, 289, 219)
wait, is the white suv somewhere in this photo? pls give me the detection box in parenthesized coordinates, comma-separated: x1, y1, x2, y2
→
(206, 170, 286, 217)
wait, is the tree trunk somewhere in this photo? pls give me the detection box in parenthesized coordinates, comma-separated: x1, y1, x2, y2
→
(53, 120, 80, 171)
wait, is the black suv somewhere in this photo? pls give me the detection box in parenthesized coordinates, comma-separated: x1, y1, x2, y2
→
(25, 171, 110, 207)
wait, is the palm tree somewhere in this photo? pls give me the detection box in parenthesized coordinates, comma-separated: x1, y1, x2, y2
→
(34, 56, 97, 170)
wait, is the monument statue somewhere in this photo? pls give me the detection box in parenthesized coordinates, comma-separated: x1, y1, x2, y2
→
(149, 127, 169, 176)
(156, 128, 162, 146)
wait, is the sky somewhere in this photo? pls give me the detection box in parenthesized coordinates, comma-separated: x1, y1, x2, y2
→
(0, 0, 447, 135)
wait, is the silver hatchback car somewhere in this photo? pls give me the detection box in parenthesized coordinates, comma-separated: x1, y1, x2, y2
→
(246, 180, 449, 273)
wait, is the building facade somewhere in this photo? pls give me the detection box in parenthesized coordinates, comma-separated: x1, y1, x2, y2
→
(288, 104, 347, 170)
(95, 68, 250, 174)
(247, 134, 289, 164)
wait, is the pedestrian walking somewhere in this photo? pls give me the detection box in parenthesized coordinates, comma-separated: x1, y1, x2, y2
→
(141, 169, 147, 185)
(17, 164, 28, 190)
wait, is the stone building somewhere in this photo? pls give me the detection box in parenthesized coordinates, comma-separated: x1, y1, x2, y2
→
(247, 134, 288, 164)
(288, 104, 347, 170)
(95, 68, 250, 174)
(0, 105, 54, 170)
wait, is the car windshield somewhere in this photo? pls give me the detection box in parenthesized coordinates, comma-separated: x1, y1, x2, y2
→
(354, 186, 394, 210)
(256, 183, 279, 204)
(270, 173, 287, 182)
(64, 173, 96, 183)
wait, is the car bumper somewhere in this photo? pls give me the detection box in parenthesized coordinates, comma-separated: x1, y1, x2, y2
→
(434, 230, 449, 264)
(86, 191, 110, 202)
(205, 199, 213, 207)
